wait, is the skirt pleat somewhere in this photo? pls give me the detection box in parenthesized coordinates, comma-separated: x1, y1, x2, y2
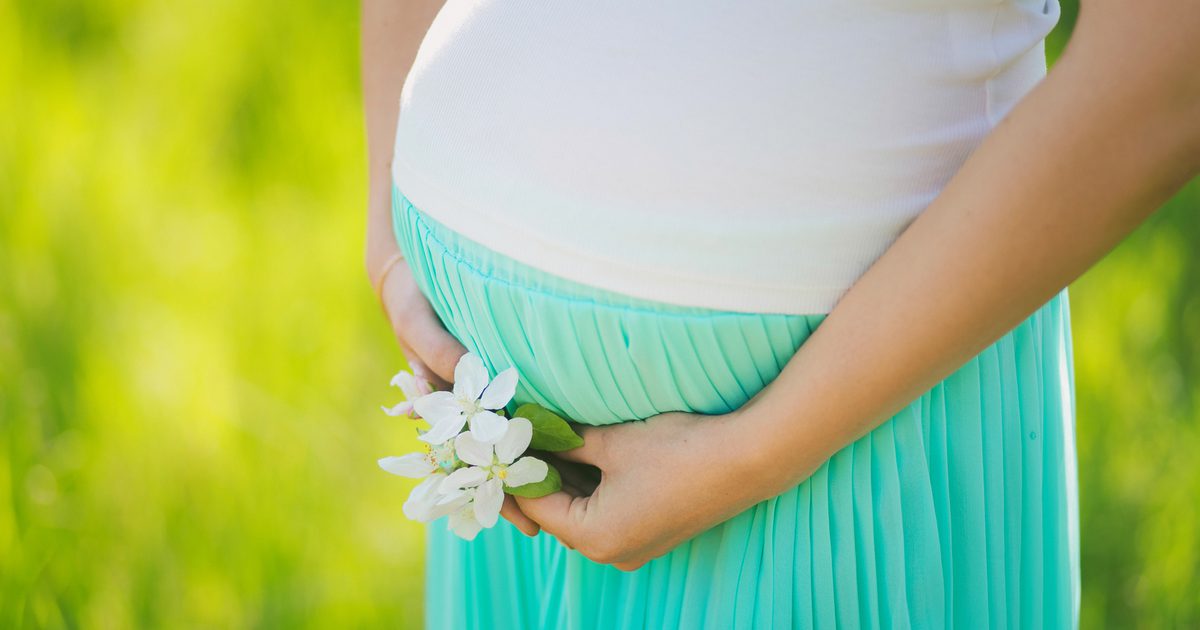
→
(391, 185, 1080, 629)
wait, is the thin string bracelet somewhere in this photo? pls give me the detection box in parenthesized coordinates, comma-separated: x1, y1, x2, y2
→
(372, 250, 407, 310)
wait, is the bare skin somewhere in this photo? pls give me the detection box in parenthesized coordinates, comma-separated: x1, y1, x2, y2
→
(363, 0, 1200, 568)
(361, 0, 540, 536)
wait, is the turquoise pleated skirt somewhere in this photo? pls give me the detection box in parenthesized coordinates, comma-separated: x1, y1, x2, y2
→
(390, 184, 1081, 629)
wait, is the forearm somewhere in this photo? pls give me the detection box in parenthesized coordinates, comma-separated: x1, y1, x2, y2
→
(739, 1, 1200, 492)
(361, 0, 444, 281)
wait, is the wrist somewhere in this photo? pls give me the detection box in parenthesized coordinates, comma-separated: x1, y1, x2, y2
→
(367, 249, 406, 301)
(364, 177, 400, 285)
(716, 389, 832, 500)
(365, 244, 401, 282)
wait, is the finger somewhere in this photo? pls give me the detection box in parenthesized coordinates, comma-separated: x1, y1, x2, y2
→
(400, 299, 468, 384)
(554, 424, 607, 467)
(396, 340, 452, 391)
(382, 271, 467, 384)
(500, 495, 540, 537)
(514, 491, 590, 549)
(612, 559, 648, 573)
(393, 335, 446, 391)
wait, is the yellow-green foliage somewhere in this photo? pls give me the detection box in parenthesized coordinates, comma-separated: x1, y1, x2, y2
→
(2, 0, 423, 627)
(1, 0, 1197, 628)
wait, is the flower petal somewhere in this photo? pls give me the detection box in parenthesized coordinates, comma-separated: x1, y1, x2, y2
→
(504, 456, 549, 487)
(377, 453, 433, 478)
(454, 352, 488, 401)
(434, 487, 469, 507)
(454, 431, 494, 467)
(393, 370, 432, 400)
(468, 410, 509, 445)
(478, 367, 518, 409)
(473, 478, 504, 528)
(401, 480, 435, 522)
(413, 391, 460, 423)
(390, 369, 416, 393)
(403, 475, 451, 522)
(380, 401, 415, 417)
(494, 417, 532, 464)
(417, 412, 467, 445)
(439, 466, 489, 494)
(425, 489, 470, 521)
(448, 504, 483, 541)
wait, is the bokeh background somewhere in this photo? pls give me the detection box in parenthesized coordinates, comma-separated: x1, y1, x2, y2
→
(2, 0, 1197, 627)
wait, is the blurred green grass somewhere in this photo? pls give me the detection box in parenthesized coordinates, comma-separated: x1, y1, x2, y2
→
(1, 1, 1197, 628)
(2, 0, 424, 627)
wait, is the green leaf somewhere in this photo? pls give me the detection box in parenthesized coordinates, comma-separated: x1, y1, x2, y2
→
(515, 403, 584, 452)
(503, 462, 562, 498)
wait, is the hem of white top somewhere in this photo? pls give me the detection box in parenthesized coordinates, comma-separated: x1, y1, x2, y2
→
(390, 158, 850, 316)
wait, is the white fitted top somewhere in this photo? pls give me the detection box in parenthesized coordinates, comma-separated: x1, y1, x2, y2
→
(391, 1, 1061, 315)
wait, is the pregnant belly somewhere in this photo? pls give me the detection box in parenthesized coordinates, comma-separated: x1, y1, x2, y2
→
(391, 2, 1049, 316)
(391, 176, 826, 424)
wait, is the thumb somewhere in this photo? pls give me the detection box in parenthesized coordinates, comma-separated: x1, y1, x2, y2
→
(501, 495, 540, 537)
(552, 425, 608, 467)
(514, 491, 590, 549)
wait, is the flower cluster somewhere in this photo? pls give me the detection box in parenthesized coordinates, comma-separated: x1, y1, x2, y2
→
(377, 352, 580, 540)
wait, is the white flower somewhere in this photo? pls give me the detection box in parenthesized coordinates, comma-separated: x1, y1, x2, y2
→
(378, 441, 464, 523)
(375, 355, 546, 541)
(405, 475, 470, 523)
(414, 352, 517, 445)
(378, 440, 460, 478)
(443, 488, 485, 540)
(381, 369, 433, 418)
(437, 417, 549, 530)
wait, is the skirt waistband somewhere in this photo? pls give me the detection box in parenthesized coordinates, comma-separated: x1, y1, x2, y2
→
(390, 183, 829, 424)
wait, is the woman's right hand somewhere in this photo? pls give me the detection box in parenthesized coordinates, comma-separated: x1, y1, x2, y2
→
(373, 251, 543, 537)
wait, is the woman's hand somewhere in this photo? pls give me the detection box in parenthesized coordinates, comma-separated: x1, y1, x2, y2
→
(374, 255, 463, 391)
(515, 408, 824, 571)
(371, 250, 543, 537)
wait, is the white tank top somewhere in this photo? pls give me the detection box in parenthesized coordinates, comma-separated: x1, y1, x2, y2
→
(391, 1, 1061, 315)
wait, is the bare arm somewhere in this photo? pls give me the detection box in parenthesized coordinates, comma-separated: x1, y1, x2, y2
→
(361, 0, 465, 388)
(361, 0, 543, 536)
(517, 0, 1200, 568)
(362, 0, 443, 282)
(743, 0, 1200, 489)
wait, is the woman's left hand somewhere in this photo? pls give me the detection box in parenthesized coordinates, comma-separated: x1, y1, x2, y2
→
(514, 408, 822, 571)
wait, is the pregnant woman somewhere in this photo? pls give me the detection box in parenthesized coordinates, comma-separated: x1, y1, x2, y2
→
(362, 2, 1199, 628)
